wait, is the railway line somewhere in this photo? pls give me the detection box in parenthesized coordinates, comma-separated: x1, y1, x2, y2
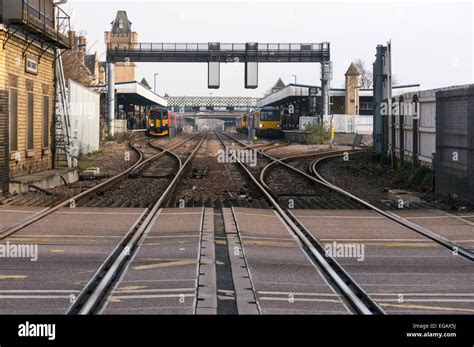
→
(219, 132, 474, 314)
(0, 131, 472, 315)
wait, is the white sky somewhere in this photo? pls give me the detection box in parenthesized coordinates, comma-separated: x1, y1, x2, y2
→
(65, 0, 473, 97)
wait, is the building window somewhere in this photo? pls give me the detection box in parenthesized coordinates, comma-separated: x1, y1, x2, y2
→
(8, 75, 19, 152)
(360, 102, 373, 111)
(42, 84, 50, 149)
(26, 80, 34, 150)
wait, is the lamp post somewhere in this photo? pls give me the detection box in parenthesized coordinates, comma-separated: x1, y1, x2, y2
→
(154, 73, 159, 93)
(291, 75, 297, 84)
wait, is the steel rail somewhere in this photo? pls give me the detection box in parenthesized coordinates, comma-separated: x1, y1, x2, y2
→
(216, 132, 380, 315)
(226, 131, 474, 262)
(0, 134, 200, 240)
(259, 149, 356, 196)
(68, 133, 208, 315)
(310, 154, 474, 262)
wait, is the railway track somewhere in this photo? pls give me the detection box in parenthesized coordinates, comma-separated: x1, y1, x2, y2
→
(224, 132, 474, 262)
(216, 132, 383, 314)
(67, 133, 208, 314)
(218, 131, 474, 315)
(0, 133, 201, 239)
(163, 132, 272, 209)
(1, 131, 471, 315)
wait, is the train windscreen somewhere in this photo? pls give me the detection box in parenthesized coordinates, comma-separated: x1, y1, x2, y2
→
(260, 110, 280, 121)
(150, 110, 167, 120)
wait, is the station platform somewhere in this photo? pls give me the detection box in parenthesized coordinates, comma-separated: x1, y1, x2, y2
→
(9, 168, 79, 195)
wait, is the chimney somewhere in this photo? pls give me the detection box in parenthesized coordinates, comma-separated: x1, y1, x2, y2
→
(78, 36, 87, 65)
(68, 31, 77, 50)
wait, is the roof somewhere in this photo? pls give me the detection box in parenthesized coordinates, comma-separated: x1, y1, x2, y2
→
(272, 78, 286, 91)
(110, 11, 133, 35)
(140, 78, 152, 90)
(115, 81, 167, 107)
(345, 63, 360, 76)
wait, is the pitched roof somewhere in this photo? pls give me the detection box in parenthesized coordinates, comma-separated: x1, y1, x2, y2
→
(272, 78, 286, 90)
(345, 63, 360, 76)
(140, 78, 152, 90)
(111, 11, 132, 34)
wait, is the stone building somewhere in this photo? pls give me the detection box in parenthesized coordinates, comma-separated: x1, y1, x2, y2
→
(104, 10, 138, 83)
(0, 0, 70, 196)
(345, 63, 360, 115)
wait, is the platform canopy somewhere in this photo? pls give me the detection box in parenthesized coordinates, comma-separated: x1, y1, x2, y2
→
(115, 81, 168, 107)
(257, 84, 314, 108)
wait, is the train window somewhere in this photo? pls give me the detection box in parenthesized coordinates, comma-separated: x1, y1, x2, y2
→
(260, 110, 280, 121)
(150, 110, 166, 120)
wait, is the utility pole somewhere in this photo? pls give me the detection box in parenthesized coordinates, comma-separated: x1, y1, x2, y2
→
(154, 73, 159, 93)
(107, 63, 115, 136)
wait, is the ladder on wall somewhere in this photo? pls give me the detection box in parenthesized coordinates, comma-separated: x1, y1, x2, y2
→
(55, 51, 77, 168)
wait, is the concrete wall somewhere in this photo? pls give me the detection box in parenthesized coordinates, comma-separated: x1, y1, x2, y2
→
(68, 80, 100, 154)
(283, 130, 311, 144)
(435, 85, 474, 205)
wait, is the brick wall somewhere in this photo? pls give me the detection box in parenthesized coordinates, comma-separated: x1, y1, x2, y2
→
(435, 85, 474, 205)
(0, 29, 55, 192)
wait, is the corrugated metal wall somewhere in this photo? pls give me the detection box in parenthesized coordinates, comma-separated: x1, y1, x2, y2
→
(435, 85, 474, 204)
(68, 79, 100, 154)
(389, 89, 437, 166)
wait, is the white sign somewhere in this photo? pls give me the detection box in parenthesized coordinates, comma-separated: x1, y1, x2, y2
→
(25, 57, 38, 75)
(288, 105, 295, 114)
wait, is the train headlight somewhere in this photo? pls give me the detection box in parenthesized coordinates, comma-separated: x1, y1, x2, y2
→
(150, 121, 155, 126)
(259, 124, 263, 128)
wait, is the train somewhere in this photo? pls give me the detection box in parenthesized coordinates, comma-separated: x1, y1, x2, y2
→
(146, 107, 185, 137)
(237, 106, 282, 138)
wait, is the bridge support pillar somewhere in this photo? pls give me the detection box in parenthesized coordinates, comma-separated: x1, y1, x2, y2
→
(107, 63, 115, 136)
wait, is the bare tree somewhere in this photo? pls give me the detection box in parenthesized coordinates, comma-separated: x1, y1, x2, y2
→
(353, 59, 373, 89)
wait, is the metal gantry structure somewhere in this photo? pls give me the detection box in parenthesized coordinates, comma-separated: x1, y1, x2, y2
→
(106, 42, 331, 135)
(165, 96, 258, 111)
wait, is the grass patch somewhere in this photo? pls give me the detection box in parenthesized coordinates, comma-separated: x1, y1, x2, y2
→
(305, 123, 331, 144)
(78, 160, 96, 171)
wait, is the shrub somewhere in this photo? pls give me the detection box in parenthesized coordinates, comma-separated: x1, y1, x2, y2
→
(305, 123, 331, 144)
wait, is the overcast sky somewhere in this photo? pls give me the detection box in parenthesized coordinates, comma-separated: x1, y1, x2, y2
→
(66, 0, 473, 97)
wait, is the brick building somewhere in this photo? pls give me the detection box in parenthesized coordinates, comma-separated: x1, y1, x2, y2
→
(104, 10, 138, 83)
(0, 0, 70, 196)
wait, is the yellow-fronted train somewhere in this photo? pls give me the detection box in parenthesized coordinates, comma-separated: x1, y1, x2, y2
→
(237, 106, 282, 138)
(146, 107, 184, 137)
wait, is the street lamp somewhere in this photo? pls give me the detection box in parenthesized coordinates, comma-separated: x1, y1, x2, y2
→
(154, 73, 159, 93)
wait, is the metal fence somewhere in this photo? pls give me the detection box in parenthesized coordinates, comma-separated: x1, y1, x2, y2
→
(388, 89, 437, 166)
(435, 85, 474, 204)
(319, 114, 373, 135)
